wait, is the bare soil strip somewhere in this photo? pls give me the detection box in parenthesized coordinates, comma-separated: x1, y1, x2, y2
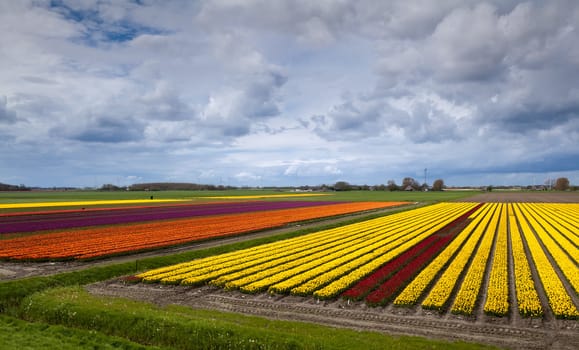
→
(87, 281, 579, 350)
(459, 192, 579, 203)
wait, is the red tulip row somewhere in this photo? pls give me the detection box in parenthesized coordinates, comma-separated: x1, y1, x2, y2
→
(342, 203, 483, 305)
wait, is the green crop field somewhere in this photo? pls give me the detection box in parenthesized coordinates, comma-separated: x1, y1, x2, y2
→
(0, 189, 478, 204)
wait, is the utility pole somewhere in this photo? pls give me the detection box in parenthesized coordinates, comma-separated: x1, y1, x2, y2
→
(424, 168, 427, 186)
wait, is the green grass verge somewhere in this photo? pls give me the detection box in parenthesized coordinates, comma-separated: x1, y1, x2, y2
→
(0, 189, 479, 204)
(0, 189, 477, 214)
(0, 314, 166, 350)
(19, 286, 497, 350)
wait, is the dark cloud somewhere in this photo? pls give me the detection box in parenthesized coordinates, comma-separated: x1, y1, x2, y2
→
(240, 71, 287, 119)
(497, 105, 579, 133)
(136, 83, 195, 121)
(427, 3, 507, 82)
(449, 152, 579, 176)
(308, 99, 385, 140)
(309, 92, 470, 144)
(52, 115, 144, 143)
(20, 76, 59, 85)
(199, 69, 287, 138)
(393, 102, 465, 144)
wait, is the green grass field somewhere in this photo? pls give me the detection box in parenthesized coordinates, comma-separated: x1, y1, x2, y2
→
(17, 286, 496, 350)
(0, 189, 478, 204)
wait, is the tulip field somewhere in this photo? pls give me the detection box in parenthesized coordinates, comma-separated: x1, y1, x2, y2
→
(2, 190, 578, 350)
(0, 200, 404, 260)
(0, 200, 344, 234)
(137, 202, 579, 320)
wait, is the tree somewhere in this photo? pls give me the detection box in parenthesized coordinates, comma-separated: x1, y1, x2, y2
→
(334, 181, 351, 191)
(402, 177, 420, 191)
(554, 177, 570, 191)
(386, 180, 398, 191)
(432, 179, 444, 191)
(99, 184, 122, 191)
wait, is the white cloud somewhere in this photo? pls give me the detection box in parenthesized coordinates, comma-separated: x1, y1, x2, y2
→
(0, 0, 577, 188)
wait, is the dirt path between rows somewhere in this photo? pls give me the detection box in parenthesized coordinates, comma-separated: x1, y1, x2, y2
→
(87, 281, 578, 350)
(457, 191, 579, 203)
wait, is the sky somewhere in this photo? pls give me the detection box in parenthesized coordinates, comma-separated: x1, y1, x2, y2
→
(1, 0, 578, 188)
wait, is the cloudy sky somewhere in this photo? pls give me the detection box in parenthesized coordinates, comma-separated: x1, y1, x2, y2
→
(1, 0, 578, 188)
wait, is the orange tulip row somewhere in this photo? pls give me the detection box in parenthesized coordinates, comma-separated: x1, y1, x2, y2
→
(0, 201, 404, 260)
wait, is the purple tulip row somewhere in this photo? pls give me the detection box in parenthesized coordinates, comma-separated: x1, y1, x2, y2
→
(0, 200, 340, 234)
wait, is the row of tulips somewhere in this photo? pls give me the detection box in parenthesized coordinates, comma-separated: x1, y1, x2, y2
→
(513, 204, 579, 319)
(393, 203, 495, 307)
(0, 201, 400, 260)
(219, 204, 466, 294)
(450, 203, 501, 315)
(342, 233, 443, 302)
(527, 204, 578, 247)
(139, 206, 405, 284)
(509, 211, 543, 317)
(0, 200, 343, 234)
(0, 199, 185, 210)
(396, 203, 577, 319)
(134, 202, 578, 320)
(420, 203, 499, 311)
(343, 202, 483, 304)
(482, 204, 509, 316)
(137, 203, 478, 298)
(312, 203, 479, 299)
(524, 204, 578, 264)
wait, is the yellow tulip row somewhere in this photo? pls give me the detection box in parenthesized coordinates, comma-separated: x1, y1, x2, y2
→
(514, 204, 579, 318)
(312, 203, 477, 299)
(396, 203, 577, 318)
(421, 204, 499, 310)
(142, 233, 330, 284)
(393, 203, 494, 307)
(543, 204, 579, 244)
(228, 223, 398, 292)
(451, 204, 502, 315)
(538, 203, 579, 244)
(135, 201, 576, 320)
(138, 206, 403, 283)
(0, 199, 187, 209)
(215, 204, 458, 291)
(509, 209, 543, 317)
(254, 203, 475, 295)
(138, 228, 325, 281)
(163, 220, 388, 285)
(520, 204, 578, 288)
(137, 202, 476, 296)
(139, 203, 440, 283)
(483, 204, 509, 316)
(546, 203, 579, 224)
(524, 203, 578, 263)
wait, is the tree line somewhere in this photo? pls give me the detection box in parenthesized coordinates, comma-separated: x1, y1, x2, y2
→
(0, 177, 575, 192)
(319, 177, 445, 192)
